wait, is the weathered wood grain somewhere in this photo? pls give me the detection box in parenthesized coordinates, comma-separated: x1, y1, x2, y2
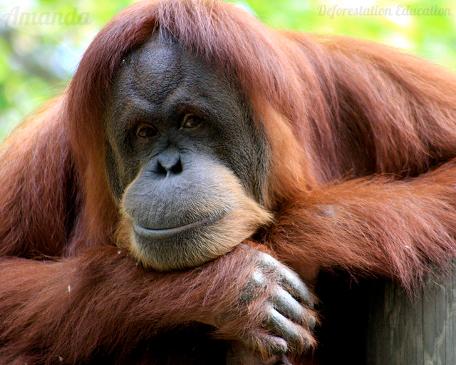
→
(366, 268, 456, 365)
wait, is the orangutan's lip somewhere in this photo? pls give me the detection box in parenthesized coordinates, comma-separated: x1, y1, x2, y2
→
(132, 210, 228, 240)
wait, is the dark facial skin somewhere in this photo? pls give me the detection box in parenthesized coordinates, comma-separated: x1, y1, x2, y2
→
(105, 34, 271, 270)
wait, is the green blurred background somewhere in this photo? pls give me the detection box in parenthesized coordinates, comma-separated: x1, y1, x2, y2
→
(0, 0, 455, 141)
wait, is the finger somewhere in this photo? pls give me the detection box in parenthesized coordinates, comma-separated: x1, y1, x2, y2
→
(244, 331, 288, 358)
(280, 271, 312, 307)
(272, 288, 316, 330)
(258, 253, 313, 306)
(266, 308, 308, 352)
(272, 286, 305, 323)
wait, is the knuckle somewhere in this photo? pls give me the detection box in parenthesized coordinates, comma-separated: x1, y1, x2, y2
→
(251, 269, 266, 286)
(240, 270, 268, 304)
(257, 251, 279, 269)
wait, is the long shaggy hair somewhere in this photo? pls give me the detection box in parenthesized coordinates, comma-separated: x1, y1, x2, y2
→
(1, 0, 456, 363)
(18, 0, 456, 285)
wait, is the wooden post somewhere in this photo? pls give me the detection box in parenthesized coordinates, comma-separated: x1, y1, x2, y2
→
(366, 269, 456, 365)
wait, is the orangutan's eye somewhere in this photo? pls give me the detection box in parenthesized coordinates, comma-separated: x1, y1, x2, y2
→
(181, 114, 203, 129)
(136, 123, 158, 139)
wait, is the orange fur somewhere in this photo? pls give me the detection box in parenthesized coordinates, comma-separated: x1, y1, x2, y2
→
(1, 0, 456, 363)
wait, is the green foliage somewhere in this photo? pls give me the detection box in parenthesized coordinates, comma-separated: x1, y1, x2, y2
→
(238, 0, 456, 68)
(0, 0, 455, 140)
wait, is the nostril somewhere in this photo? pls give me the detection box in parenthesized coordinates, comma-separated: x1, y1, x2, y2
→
(170, 159, 183, 175)
(155, 161, 168, 176)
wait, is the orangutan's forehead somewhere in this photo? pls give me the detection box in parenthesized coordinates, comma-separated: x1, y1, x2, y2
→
(114, 35, 230, 106)
(132, 36, 184, 91)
